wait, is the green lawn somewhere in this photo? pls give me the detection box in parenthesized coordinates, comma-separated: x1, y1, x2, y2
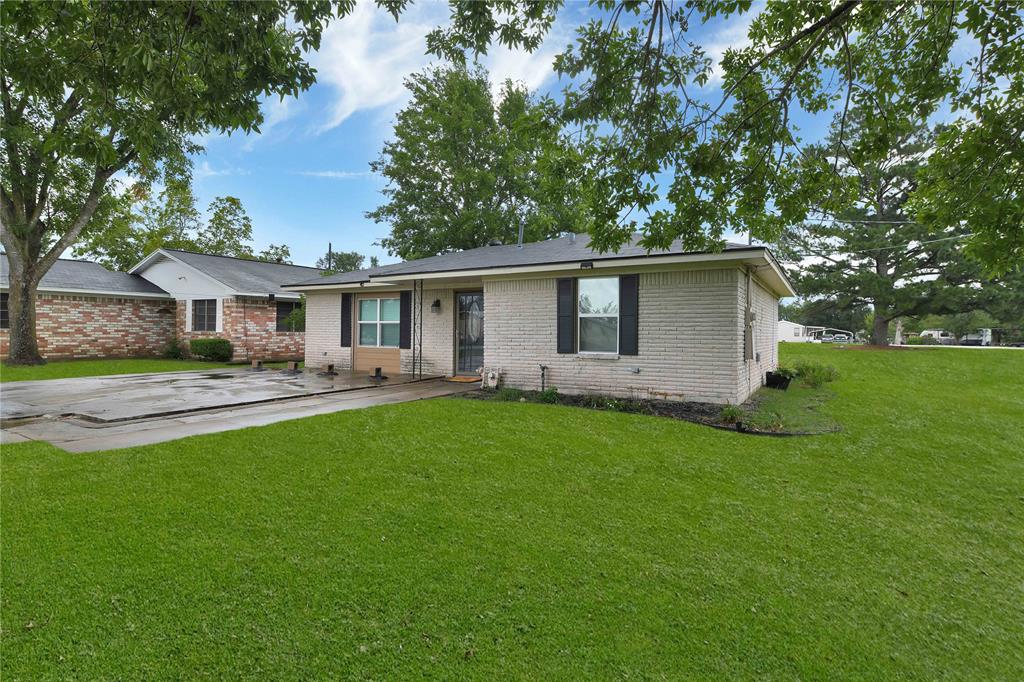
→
(0, 358, 238, 382)
(2, 345, 1022, 678)
(0, 358, 300, 382)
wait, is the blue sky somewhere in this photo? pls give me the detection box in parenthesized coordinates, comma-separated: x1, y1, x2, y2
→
(189, 1, 805, 268)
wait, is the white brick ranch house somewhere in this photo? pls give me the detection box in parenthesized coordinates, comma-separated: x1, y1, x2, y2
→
(282, 235, 795, 405)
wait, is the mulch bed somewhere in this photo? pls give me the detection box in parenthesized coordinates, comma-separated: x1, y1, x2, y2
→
(456, 390, 814, 436)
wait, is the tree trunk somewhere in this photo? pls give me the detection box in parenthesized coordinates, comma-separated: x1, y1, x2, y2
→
(5, 260, 44, 365)
(871, 306, 890, 346)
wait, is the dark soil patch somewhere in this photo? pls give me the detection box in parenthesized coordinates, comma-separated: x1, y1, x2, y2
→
(456, 390, 819, 436)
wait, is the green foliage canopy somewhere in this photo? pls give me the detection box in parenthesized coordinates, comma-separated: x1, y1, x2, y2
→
(368, 65, 592, 260)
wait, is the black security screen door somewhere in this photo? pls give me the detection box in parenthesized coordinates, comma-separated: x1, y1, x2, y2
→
(456, 292, 484, 374)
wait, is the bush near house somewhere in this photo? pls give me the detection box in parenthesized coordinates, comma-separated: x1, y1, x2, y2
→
(189, 338, 233, 362)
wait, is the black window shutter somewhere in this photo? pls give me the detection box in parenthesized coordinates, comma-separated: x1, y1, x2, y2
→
(399, 290, 412, 349)
(556, 278, 576, 354)
(340, 293, 352, 347)
(619, 274, 639, 355)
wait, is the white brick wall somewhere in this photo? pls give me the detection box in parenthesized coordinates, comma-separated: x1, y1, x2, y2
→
(737, 272, 780, 402)
(483, 269, 750, 404)
(302, 267, 781, 404)
(303, 291, 351, 370)
(401, 287, 456, 375)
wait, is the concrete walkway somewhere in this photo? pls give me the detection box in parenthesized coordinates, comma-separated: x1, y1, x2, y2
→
(1, 370, 478, 453)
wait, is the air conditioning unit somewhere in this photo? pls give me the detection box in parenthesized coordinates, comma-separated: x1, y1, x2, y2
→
(482, 368, 502, 389)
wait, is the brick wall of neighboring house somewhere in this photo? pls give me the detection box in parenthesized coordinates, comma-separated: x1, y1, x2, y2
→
(175, 296, 304, 362)
(0, 293, 176, 359)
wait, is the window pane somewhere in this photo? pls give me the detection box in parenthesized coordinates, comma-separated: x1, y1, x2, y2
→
(359, 322, 378, 346)
(579, 277, 618, 315)
(380, 322, 400, 347)
(359, 299, 378, 321)
(193, 299, 216, 332)
(580, 316, 618, 353)
(380, 298, 400, 321)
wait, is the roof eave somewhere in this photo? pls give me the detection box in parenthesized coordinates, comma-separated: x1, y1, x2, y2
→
(368, 248, 770, 283)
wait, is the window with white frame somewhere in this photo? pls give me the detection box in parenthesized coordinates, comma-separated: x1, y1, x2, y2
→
(358, 298, 400, 347)
(578, 277, 618, 353)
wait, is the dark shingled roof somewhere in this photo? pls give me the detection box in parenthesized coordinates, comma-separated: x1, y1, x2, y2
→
(287, 234, 760, 287)
(2, 253, 169, 296)
(159, 249, 323, 295)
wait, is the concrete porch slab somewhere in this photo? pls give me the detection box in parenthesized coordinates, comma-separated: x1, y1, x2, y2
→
(1, 378, 478, 453)
(1, 367, 435, 423)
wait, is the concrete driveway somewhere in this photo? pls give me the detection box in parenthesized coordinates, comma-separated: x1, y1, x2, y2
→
(1, 368, 477, 452)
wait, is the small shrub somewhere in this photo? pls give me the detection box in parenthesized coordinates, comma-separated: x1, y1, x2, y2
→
(795, 361, 839, 388)
(162, 336, 184, 360)
(538, 387, 560, 404)
(719, 404, 743, 424)
(580, 394, 609, 410)
(774, 366, 798, 380)
(496, 387, 523, 402)
(754, 411, 786, 432)
(189, 338, 233, 362)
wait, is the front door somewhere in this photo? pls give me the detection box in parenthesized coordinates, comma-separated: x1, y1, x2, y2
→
(455, 292, 484, 375)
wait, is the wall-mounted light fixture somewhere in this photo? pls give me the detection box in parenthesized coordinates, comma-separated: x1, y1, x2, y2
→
(431, 299, 442, 313)
(580, 261, 594, 270)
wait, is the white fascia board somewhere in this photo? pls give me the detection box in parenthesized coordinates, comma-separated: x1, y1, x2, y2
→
(235, 291, 302, 300)
(0, 285, 171, 299)
(370, 250, 768, 283)
(280, 281, 400, 293)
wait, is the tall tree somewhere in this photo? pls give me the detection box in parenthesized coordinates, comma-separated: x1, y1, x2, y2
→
(369, 65, 591, 260)
(75, 172, 282, 272)
(0, 1, 335, 363)
(782, 116, 982, 345)
(547, 1, 1023, 272)
(196, 197, 253, 259)
(316, 249, 367, 275)
(75, 169, 201, 271)
(257, 244, 292, 264)
(0, 0, 561, 363)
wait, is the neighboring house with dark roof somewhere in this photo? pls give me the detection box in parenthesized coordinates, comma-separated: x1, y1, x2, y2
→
(2, 249, 321, 362)
(2, 253, 176, 359)
(130, 249, 323, 361)
(283, 234, 796, 404)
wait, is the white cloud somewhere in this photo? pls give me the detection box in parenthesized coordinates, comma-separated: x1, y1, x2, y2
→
(701, 13, 756, 89)
(311, 2, 442, 131)
(194, 160, 251, 180)
(292, 170, 375, 179)
(241, 94, 304, 150)
(310, 1, 570, 131)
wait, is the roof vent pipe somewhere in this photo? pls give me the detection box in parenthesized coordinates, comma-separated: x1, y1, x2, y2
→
(488, 238, 503, 246)
(517, 219, 525, 248)
(569, 232, 576, 244)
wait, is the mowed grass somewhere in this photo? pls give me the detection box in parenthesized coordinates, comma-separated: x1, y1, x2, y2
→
(0, 358, 237, 382)
(0, 358, 301, 382)
(2, 346, 1022, 678)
